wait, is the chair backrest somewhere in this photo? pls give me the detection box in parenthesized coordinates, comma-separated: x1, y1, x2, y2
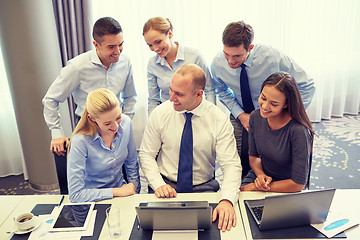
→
(53, 145, 68, 195)
(53, 142, 129, 195)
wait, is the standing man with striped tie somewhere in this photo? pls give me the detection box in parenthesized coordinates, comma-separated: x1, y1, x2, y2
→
(211, 21, 315, 180)
(139, 64, 242, 232)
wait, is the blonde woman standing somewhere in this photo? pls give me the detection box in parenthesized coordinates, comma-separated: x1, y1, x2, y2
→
(143, 16, 216, 114)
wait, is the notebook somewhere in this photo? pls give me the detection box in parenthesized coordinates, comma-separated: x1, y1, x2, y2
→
(135, 201, 212, 230)
(244, 189, 336, 230)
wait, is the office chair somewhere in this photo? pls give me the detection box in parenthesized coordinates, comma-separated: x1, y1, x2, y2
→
(53, 141, 129, 195)
(53, 142, 69, 195)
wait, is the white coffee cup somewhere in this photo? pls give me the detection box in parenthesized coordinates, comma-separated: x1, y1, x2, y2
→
(14, 213, 36, 231)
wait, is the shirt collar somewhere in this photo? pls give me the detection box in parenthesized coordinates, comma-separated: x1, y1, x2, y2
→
(91, 49, 103, 66)
(156, 42, 184, 65)
(91, 121, 124, 142)
(92, 131, 102, 142)
(176, 43, 185, 61)
(244, 45, 256, 68)
(91, 49, 116, 69)
(175, 99, 205, 117)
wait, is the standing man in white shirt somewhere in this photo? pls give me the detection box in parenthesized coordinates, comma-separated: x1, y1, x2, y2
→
(139, 63, 242, 232)
(43, 17, 136, 156)
(211, 21, 315, 179)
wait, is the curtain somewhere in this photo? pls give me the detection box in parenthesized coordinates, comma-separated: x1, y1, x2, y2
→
(52, 0, 93, 131)
(90, 0, 360, 147)
(0, 46, 26, 177)
(0, 1, 93, 177)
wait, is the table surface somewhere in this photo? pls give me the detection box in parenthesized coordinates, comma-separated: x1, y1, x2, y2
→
(0, 189, 359, 240)
(0, 195, 24, 228)
(0, 194, 64, 240)
(0, 192, 245, 240)
(98, 192, 246, 239)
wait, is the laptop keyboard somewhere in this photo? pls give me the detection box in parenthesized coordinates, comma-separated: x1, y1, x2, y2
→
(252, 206, 264, 222)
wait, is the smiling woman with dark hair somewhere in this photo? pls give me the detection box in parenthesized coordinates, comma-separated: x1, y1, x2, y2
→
(241, 72, 314, 193)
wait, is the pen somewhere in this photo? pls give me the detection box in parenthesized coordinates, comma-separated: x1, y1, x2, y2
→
(58, 195, 64, 206)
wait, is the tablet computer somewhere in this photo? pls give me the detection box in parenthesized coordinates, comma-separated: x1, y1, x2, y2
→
(49, 202, 95, 232)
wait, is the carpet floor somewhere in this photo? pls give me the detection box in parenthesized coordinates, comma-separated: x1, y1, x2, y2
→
(310, 115, 360, 189)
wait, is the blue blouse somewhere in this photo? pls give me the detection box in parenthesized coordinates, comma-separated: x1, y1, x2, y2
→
(147, 43, 216, 114)
(67, 115, 140, 202)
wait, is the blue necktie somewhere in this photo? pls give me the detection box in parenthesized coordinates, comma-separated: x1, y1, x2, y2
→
(240, 64, 254, 178)
(240, 63, 255, 113)
(177, 112, 193, 193)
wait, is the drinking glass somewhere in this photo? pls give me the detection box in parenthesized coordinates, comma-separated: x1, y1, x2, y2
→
(106, 207, 121, 238)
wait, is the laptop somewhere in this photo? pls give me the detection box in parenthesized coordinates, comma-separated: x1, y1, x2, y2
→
(244, 189, 336, 230)
(135, 201, 212, 230)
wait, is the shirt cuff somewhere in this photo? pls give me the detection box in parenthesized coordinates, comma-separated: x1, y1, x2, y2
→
(152, 178, 167, 191)
(102, 188, 114, 200)
(51, 128, 65, 139)
(220, 189, 240, 206)
(231, 105, 244, 119)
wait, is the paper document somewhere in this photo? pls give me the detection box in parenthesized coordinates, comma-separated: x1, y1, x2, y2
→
(152, 230, 198, 240)
(311, 212, 359, 238)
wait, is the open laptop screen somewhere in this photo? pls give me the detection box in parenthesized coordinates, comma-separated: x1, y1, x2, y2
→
(245, 189, 336, 230)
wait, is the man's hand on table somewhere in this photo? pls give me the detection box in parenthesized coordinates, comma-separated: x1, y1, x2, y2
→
(212, 199, 236, 232)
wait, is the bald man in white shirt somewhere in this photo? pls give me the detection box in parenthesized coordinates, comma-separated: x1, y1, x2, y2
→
(139, 63, 242, 232)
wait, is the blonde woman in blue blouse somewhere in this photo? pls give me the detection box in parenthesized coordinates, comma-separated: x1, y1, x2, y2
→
(143, 16, 216, 114)
(67, 88, 140, 202)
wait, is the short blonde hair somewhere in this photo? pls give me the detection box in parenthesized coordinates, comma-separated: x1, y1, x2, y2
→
(143, 16, 173, 35)
(71, 88, 120, 138)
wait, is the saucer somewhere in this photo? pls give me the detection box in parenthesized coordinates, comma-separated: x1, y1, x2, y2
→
(13, 216, 41, 234)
